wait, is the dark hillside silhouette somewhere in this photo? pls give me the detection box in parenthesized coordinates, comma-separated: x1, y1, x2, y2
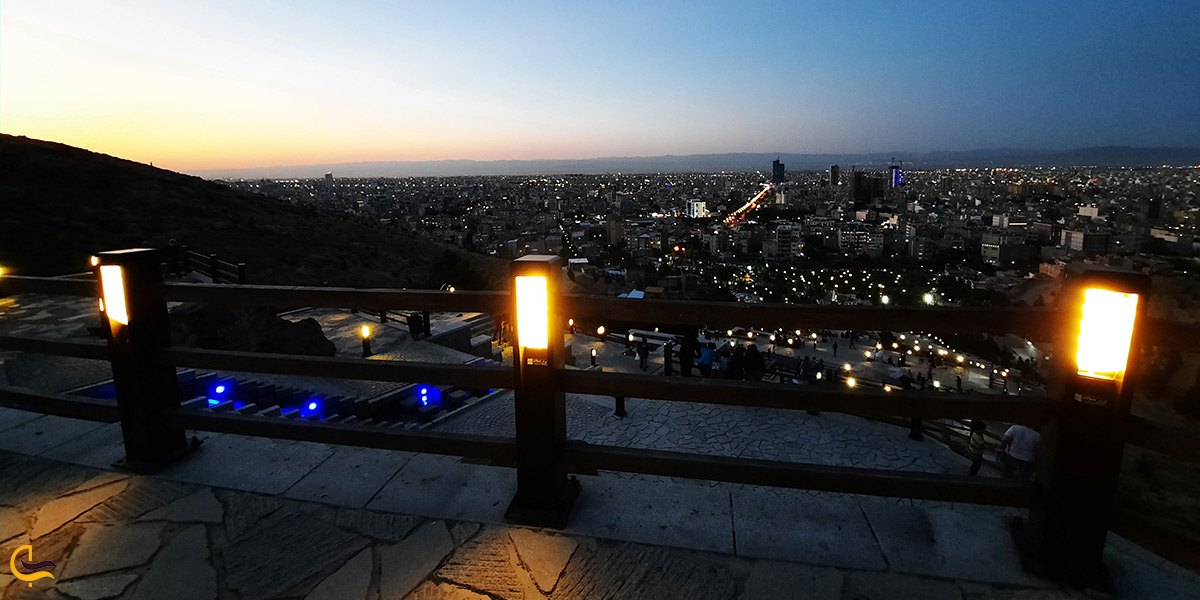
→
(0, 135, 506, 289)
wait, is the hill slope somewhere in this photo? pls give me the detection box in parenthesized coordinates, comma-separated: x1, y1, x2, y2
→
(0, 135, 507, 289)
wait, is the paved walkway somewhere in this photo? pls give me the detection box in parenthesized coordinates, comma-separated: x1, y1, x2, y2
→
(3, 409, 1200, 600)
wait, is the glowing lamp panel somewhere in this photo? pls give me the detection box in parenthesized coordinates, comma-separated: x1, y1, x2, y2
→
(1076, 288, 1139, 381)
(515, 276, 548, 350)
(99, 265, 129, 325)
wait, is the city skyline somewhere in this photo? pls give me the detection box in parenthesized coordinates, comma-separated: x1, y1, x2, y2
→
(2, 0, 1198, 173)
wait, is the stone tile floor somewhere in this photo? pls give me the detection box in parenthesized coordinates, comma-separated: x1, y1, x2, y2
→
(2, 413, 1199, 599)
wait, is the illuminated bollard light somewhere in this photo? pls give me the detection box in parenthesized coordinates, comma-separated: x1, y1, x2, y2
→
(1025, 270, 1149, 581)
(508, 255, 575, 527)
(590, 347, 597, 367)
(361, 325, 372, 357)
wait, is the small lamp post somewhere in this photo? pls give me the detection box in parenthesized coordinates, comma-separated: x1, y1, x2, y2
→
(1026, 269, 1149, 582)
(361, 325, 372, 357)
(507, 255, 574, 527)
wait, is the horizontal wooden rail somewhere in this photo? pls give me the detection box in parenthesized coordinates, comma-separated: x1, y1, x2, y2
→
(1141, 318, 1200, 354)
(564, 441, 1040, 507)
(6, 274, 1200, 353)
(158, 347, 514, 389)
(0, 335, 111, 360)
(167, 410, 515, 463)
(0, 386, 120, 422)
(562, 370, 1055, 422)
(160, 282, 508, 313)
(565, 295, 1067, 340)
(1126, 415, 1200, 465)
(0, 275, 95, 297)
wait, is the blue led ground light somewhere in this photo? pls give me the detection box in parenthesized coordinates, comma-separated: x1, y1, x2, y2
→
(418, 386, 441, 407)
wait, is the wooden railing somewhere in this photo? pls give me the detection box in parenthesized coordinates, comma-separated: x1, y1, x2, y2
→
(3, 252, 1199, 582)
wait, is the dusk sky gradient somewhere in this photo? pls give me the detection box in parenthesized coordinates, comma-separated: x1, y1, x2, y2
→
(2, 0, 1198, 173)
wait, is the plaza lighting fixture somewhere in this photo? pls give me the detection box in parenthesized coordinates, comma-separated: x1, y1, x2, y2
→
(957, 355, 965, 363)
(843, 363, 852, 371)
(846, 377, 857, 388)
(597, 325, 606, 336)
(90, 256, 99, 267)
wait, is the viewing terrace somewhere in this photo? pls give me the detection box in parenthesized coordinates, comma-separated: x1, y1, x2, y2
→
(1, 249, 1198, 599)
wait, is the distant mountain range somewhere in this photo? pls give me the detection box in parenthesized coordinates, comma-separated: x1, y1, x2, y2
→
(191, 147, 1200, 179)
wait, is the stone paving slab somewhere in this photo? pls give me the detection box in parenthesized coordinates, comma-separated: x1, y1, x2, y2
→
(731, 486, 888, 570)
(284, 445, 412, 508)
(61, 521, 164, 579)
(738, 560, 843, 600)
(861, 502, 1049, 587)
(366, 453, 515, 523)
(380, 520, 455, 599)
(223, 502, 369, 599)
(304, 546, 372, 600)
(39, 422, 127, 469)
(0, 414, 107, 456)
(129, 524, 216, 600)
(138, 488, 223, 523)
(844, 571, 964, 600)
(158, 433, 333, 494)
(566, 473, 734, 554)
(30, 477, 130, 538)
(0, 407, 43, 432)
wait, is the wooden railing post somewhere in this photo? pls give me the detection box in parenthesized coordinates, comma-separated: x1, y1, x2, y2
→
(1022, 270, 1149, 583)
(505, 255, 576, 528)
(237, 262, 247, 284)
(208, 254, 220, 283)
(98, 248, 191, 473)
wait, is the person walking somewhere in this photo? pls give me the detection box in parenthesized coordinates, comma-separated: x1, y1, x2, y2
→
(968, 421, 988, 476)
(745, 343, 765, 381)
(663, 339, 675, 376)
(956, 375, 963, 392)
(1001, 424, 1041, 480)
(832, 341, 839, 357)
(166, 238, 181, 276)
(637, 338, 650, 371)
(725, 346, 746, 380)
(680, 336, 698, 377)
(698, 342, 716, 377)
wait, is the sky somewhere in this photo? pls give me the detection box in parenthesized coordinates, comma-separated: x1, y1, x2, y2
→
(2, 0, 1198, 173)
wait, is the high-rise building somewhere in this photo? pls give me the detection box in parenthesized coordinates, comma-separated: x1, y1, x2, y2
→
(889, 165, 903, 187)
(324, 172, 334, 190)
(830, 165, 840, 186)
(771, 159, 786, 184)
(688, 199, 709, 218)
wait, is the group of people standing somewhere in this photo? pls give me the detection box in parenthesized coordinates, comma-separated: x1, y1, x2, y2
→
(636, 337, 768, 381)
(966, 421, 1041, 480)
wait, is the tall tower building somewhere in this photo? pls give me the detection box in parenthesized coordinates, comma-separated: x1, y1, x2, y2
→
(771, 159, 786, 184)
(324, 172, 334, 190)
(830, 164, 840, 186)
